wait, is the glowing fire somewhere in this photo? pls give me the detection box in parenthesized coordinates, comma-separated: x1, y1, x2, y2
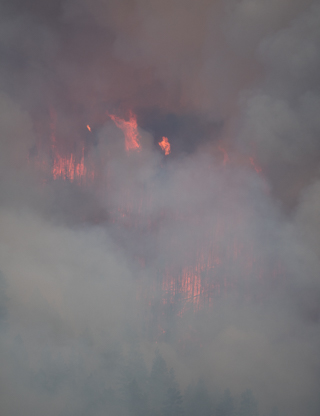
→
(159, 217, 280, 314)
(49, 111, 95, 183)
(109, 111, 141, 151)
(30, 108, 279, 326)
(51, 147, 94, 184)
(31, 110, 95, 184)
(218, 144, 229, 165)
(159, 136, 171, 155)
(249, 157, 262, 174)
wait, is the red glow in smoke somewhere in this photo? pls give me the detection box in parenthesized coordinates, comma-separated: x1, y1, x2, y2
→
(31, 109, 279, 322)
(109, 111, 141, 151)
(218, 144, 229, 166)
(249, 156, 262, 173)
(159, 136, 171, 155)
(32, 111, 95, 184)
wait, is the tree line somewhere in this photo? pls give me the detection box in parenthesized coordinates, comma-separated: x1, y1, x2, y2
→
(81, 349, 280, 416)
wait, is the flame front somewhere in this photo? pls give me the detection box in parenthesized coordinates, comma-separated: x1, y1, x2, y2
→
(159, 136, 171, 155)
(51, 147, 94, 184)
(31, 108, 276, 323)
(109, 111, 141, 152)
(32, 111, 95, 185)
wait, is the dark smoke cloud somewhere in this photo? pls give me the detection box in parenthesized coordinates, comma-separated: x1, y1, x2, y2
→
(0, 1, 320, 416)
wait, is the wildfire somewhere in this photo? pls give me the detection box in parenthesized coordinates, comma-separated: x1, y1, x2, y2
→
(109, 111, 141, 151)
(218, 144, 229, 165)
(31, 110, 95, 184)
(51, 146, 94, 184)
(31, 108, 278, 325)
(159, 136, 171, 155)
(249, 157, 262, 173)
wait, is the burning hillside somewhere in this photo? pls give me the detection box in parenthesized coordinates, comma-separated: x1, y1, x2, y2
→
(28, 107, 281, 322)
(1, 2, 320, 416)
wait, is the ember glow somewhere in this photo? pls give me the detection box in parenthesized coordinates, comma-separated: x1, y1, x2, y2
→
(31, 111, 95, 184)
(33, 111, 272, 312)
(52, 140, 96, 184)
(31, 109, 271, 314)
(218, 144, 229, 165)
(51, 148, 94, 183)
(249, 156, 262, 174)
(159, 136, 171, 155)
(2, 2, 320, 415)
(109, 111, 141, 151)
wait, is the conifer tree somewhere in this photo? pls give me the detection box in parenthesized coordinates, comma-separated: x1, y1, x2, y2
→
(238, 390, 259, 416)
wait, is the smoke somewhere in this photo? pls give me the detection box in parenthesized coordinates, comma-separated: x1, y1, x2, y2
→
(0, 1, 320, 415)
(239, 1, 320, 208)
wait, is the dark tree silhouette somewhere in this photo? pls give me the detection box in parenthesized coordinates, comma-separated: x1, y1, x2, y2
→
(184, 379, 212, 416)
(123, 378, 150, 416)
(148, 351, 171, 415)
(238, 390, 259, 416)
(216, 389, 235, 416)
(162, 386, 184, 416)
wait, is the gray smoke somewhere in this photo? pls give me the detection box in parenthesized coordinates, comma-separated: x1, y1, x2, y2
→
(0, 1, 320, 416)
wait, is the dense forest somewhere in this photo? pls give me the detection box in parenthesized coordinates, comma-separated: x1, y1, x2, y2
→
(73, 348, 279, 416)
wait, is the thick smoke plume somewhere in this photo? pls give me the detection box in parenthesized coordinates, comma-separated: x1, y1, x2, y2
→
(0, 1, 320, 415)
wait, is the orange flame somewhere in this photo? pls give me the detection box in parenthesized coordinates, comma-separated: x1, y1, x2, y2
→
(109, 111, 141, 151)
(51, 146, 94, 184)
(52, 153, 75, 181)
(39, 109, 95, 184)
(159, 136, 171, 155)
